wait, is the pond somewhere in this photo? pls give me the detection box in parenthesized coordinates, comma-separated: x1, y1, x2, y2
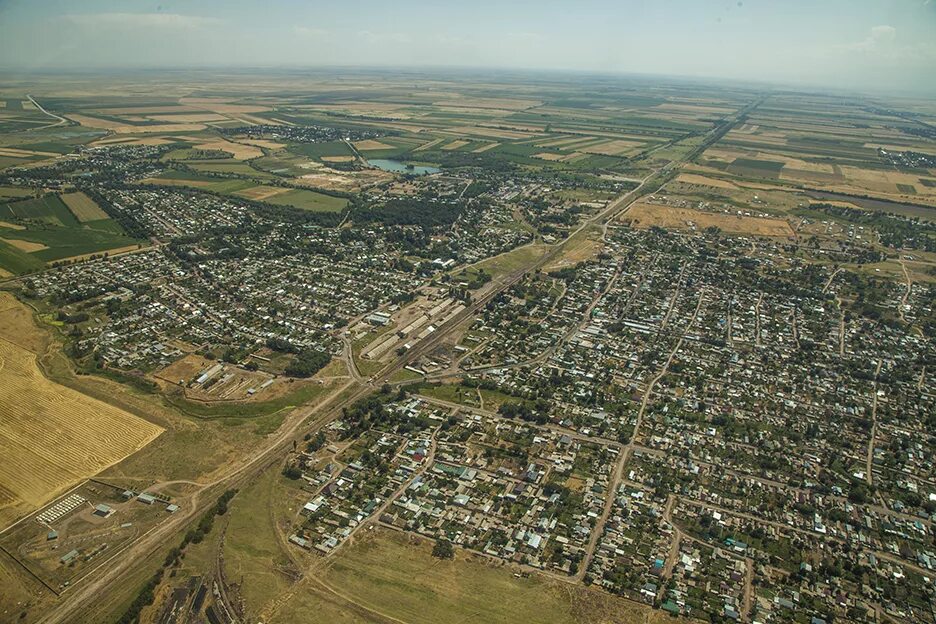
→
(367, 159, 440, 175)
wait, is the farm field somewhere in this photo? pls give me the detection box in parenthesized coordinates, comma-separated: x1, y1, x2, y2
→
(263, 188, 348, 212)
(0, 336, 163, 528)
(59, 191, 108, 222)
(0, 194, 140, 273)
(699, 94, 936, 207)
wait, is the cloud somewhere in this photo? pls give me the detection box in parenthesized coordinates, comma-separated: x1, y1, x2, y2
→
(828, 24, 936, 65)
(840, 24, 897, 53)
(62, 13, 220, 30)
(357, 30, 412, 44)
(294, 26, 329, 38)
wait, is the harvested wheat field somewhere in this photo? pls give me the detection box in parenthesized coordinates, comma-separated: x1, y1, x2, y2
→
(623, 203, 795, 237)
(192, 139, 263, 160)
(440, 139, 470, 150)
(61, 191, 109, 222)
(580, 139, 643, 156)
(534, 152, 566, 161)
(1, 238, 48, 252)
(67, 114, 206, 134)
(472, 142, 499, 153)
(675, 173, 740, 190)
(352, 139, 395, 151)
(0, 338, 163, 527)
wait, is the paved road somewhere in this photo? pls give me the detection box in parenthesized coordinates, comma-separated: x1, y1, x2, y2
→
(26, 95, 68, 130)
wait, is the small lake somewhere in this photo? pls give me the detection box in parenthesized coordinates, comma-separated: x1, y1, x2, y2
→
(367, 159, 440, 175)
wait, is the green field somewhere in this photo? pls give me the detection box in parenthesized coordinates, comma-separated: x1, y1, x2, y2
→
(263, 188, 348, 212)
(0, 194, 140, 272)
(459, 243, 548, 280)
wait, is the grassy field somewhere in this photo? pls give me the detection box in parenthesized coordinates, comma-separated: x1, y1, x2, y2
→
(223, 469, 296, 620)
(263, 188, 349, 212)
(0, 186, 34, 200)
(0, 325, 163, 527)
(271, 528, 667, 624)
(460, 243, 549, 280)
(417, 384, 520, 412)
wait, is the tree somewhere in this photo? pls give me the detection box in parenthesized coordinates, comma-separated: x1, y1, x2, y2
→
(432, 539, 454, 559)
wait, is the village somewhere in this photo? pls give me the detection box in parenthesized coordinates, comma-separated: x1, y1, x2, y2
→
(3, 117, 934, 624)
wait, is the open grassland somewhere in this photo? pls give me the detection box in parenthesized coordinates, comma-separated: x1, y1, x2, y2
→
(271, 528, 672, 624)
(463, 243, 549, 280)
(0, 337, 163, 527)
(223, 469, 295, 620)
(622, 203, 796, 238)
(353, 139, 394, 151)
(1, 237, 47, 252)
(261, 188, 349, 213)
(544, 224, 604, 271)
(60, 191, 108, 222)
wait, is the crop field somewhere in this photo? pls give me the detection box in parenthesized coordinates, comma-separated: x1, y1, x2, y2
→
(262, 188, 349, 212)
(0, 186, 34, 200)
(60, 191, 108, 222)
(0, 338, 163, 527)
(0, 194, 140, 273)
(698, 93, 936, 208)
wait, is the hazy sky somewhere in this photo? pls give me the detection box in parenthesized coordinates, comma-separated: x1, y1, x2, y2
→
(1, 0, 934, 93)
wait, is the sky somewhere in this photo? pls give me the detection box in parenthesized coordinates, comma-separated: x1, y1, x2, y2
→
(0, 0, 934, 94)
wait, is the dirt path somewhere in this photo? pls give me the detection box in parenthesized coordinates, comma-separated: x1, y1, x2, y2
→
(754, 293, 763, 348)
(790, 306, 800, 350)
(898, 259, 912, 322)
(577, 290, 705, 582)
(261, 434, 438, 622)
(659, 263, 686, 332)
(837, 298, 846, 357)
(741, 557, 754, 621)
(822, 266, 841, 294)
(658, 495, 683, 593)
(866, 358, 883, 488)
